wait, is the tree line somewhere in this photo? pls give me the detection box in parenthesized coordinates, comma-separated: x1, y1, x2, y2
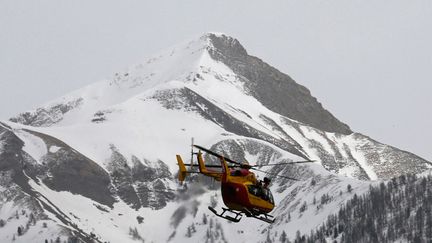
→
(295, 173, 432, 243)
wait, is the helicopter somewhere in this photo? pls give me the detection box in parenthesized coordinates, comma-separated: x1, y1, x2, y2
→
(176, 144, 315, 224)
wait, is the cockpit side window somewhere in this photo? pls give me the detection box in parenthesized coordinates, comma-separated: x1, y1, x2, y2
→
(248, 185, 260, 196)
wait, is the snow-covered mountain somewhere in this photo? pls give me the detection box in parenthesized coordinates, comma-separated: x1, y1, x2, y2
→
(1, 33, 430, 243)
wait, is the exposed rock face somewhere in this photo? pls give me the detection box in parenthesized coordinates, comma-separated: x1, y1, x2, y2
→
(148, 85, 430, 181)
(348, 133, 431, 179)
(0, 124, 24, 171)
(10, 98, 83, 127)
(107, 146, 141, 209)
(38, 136, 116, 207)
(207, 33, 352, 135)
(107, 145, 175, 210)
(0, 124, 116, 207)
(149, 87, 307, 159)
(1, 121, 177, 212)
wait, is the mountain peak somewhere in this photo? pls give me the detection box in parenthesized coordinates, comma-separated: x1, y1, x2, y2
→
(201, 32, 248, 57)
(10, 32, 351, 134)
(106, 32, 248, 92)
(198, 33, 352, 135)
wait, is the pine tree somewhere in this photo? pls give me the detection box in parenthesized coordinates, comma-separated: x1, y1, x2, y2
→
(186, 226, 192, 238)
(299, 201, 307, 213)
(203, 213, 208, 224)
(425, 209, 432, 239)
(265, 231, 272, 243)
(295, 231, 302, 243)
(333, 227, 338, 239)
(209, 218, 213, 228)
(310, 178, 316, 186)
(129, 227, 142, 240)
(29, 213, 36, 225)
(280, 230, 287, 243)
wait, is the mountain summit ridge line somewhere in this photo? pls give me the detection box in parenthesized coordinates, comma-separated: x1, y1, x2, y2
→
(10, 33, 351, 135)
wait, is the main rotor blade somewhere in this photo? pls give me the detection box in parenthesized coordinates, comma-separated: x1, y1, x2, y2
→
(254, 160, 316, 167)
(193, 145, 314, 170)
(193, 145, 243, 165)
(182, 163, 237, 168)
(251, 167, 300, 181)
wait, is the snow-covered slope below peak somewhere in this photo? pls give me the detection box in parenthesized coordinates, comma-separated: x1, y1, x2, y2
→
(9, 33, 229, 127)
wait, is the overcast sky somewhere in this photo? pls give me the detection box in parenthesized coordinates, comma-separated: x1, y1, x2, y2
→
(1, 0, 431, 161)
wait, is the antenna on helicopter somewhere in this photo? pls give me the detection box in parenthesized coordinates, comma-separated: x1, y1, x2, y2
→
(190, 137, 195, 169)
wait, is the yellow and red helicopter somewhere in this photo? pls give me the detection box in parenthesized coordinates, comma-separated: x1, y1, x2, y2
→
(176, 144, 314, 223)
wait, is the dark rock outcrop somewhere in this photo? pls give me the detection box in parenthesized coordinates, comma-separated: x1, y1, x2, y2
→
(107, 146, 175, 210)
(10, 98, 83, 127)
(0, 124, 116, 207)
(206, 33, 352, 135)
(149, 87, 308, 159)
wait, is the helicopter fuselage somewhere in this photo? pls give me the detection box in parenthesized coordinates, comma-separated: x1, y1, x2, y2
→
(176, 145, 285, 223)
(221, 180, 274, 214)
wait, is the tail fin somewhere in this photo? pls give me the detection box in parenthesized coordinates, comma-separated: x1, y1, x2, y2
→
(176, 155, 187, 182)
(220, 157, 230, 183)
(197, 151, 209, 174)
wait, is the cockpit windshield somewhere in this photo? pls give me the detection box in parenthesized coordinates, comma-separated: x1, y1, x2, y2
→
(248, 185, 274, 205)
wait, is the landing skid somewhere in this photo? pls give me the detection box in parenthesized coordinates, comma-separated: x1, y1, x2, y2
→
(208, 206, 242, 223)
(208, 206, 275, 223)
